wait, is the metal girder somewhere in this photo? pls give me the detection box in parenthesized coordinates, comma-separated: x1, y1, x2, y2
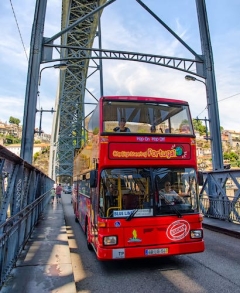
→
(43, 45, 205, 78)
(47, 0, 222, 181)
(51, 0, 108, 179)
(200, 170, 240, 222)
(48, 0, 206, 180)
(20, 0, 222, 180)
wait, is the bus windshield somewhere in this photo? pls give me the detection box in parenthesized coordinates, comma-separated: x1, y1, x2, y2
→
(99, 167, 198, 218)
(102, 100, 193, 135)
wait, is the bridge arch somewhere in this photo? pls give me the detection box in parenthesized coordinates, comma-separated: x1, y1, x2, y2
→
(20, 0, 222, 181)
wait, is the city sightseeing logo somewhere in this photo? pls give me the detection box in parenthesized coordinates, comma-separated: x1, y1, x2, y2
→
(112, 145, 187, 159)
(113, 148, 177, 159)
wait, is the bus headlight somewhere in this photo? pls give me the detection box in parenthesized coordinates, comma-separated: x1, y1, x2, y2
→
(103, 236, 117, 245)
(190, 230, 203, 239)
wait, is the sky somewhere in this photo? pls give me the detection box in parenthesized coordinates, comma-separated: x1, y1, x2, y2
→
(0, 0, 239, 135)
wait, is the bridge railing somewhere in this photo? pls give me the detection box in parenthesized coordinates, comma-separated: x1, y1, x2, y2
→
(0, 191, 50, 286)
(199, 168, 240, 223)
(200, 196, 240, 223)
(0, 145, 53, 286)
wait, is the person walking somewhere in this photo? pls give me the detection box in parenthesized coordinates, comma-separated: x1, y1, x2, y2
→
(56, 184, 63, 203)
(50, 187, 56, 204)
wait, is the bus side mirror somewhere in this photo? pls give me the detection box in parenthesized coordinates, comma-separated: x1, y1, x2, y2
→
(90, 170, 98, 188)
(198, 171, 203, 186)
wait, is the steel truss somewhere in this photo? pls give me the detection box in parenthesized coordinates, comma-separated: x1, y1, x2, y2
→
(49, 0, 109, 179)
(46, 0, 207, 180)
(43, 45, 205, 77)
(21, 0, 223, 183)
(200, 170, 240, 222)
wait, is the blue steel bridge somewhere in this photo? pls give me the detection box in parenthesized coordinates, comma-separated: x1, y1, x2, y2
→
(1, 0, 240, 288)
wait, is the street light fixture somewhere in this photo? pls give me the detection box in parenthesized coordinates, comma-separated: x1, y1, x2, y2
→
(185, 75, 196, 81)
(38, 62, 68, 85)
(185, 75, 206, 86)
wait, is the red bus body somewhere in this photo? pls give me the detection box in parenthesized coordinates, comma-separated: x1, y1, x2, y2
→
(72, 96, 205, 260)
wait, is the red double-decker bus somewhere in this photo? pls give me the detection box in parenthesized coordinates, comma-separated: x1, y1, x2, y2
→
(72, 96, 204, 260)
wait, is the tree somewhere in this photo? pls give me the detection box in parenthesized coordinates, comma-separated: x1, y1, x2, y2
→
(9, 116, 20, 126)
(5, 135, 21, 144)
(224, 151, 239, 161)
(192, 119, 207, 136)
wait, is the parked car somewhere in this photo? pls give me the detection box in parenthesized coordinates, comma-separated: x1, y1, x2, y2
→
(64, 186, 72, 194)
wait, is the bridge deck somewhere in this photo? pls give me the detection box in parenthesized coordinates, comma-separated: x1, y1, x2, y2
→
(1, 195, 240, 292)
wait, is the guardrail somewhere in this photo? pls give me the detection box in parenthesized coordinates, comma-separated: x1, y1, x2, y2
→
(199, 169, 240, 224)
(0, 190, 50, 287)
(200, 196, 240, 223)
(0, 145, 54, 287)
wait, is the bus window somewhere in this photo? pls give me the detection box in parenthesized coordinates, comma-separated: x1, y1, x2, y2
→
(101, 99, 193, 135)
(99, 167, 198, 218)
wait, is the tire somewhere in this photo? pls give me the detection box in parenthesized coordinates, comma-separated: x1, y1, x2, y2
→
(85, 222, 93, 251)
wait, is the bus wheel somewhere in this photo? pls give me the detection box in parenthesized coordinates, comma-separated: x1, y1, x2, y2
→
(85, 222, 93, 251)
(74, 210, 79, 223)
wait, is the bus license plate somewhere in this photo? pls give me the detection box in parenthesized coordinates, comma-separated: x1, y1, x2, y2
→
(145, 248, 168, 255)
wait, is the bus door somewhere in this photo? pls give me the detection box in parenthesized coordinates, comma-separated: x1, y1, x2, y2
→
(89, 170, 98, 246)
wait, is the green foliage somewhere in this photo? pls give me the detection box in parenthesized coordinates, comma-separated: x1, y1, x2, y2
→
(93, 127, 99, 135)
(223, 151, 239, 161)
(5, 135, 21, 144)
(42, 146, 50, 154)
(180, 119, 189, 126)
(193, 119, 207, 136)
(9, 116, 20, 125)
(33, 152, 40, 162)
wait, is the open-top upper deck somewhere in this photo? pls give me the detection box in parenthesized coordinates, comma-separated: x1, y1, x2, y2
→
(88, 96, 194, 136)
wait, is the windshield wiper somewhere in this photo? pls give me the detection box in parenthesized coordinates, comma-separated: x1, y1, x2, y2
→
(126, 208, 139, 221)
(170, 205, 182, 218)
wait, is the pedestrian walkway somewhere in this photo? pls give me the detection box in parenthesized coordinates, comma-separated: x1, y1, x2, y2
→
(1, 199, 76, 293)
(203, 216, 240, 238)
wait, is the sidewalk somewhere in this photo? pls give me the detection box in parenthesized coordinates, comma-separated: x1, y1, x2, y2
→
(203, 216, 240, 238)
(1, 199, 76, 293)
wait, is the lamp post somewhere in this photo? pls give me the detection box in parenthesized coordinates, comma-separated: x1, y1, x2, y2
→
(185, 74, 224, 170)
(36, 63, 67, 135)
(38, 63, 68, 86)
(21, 62, 68, 164)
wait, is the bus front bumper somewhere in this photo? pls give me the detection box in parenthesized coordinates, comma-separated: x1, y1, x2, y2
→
(96, 241, 205, 260)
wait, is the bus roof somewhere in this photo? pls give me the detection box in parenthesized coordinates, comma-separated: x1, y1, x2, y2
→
(101, 96, 188, 105)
